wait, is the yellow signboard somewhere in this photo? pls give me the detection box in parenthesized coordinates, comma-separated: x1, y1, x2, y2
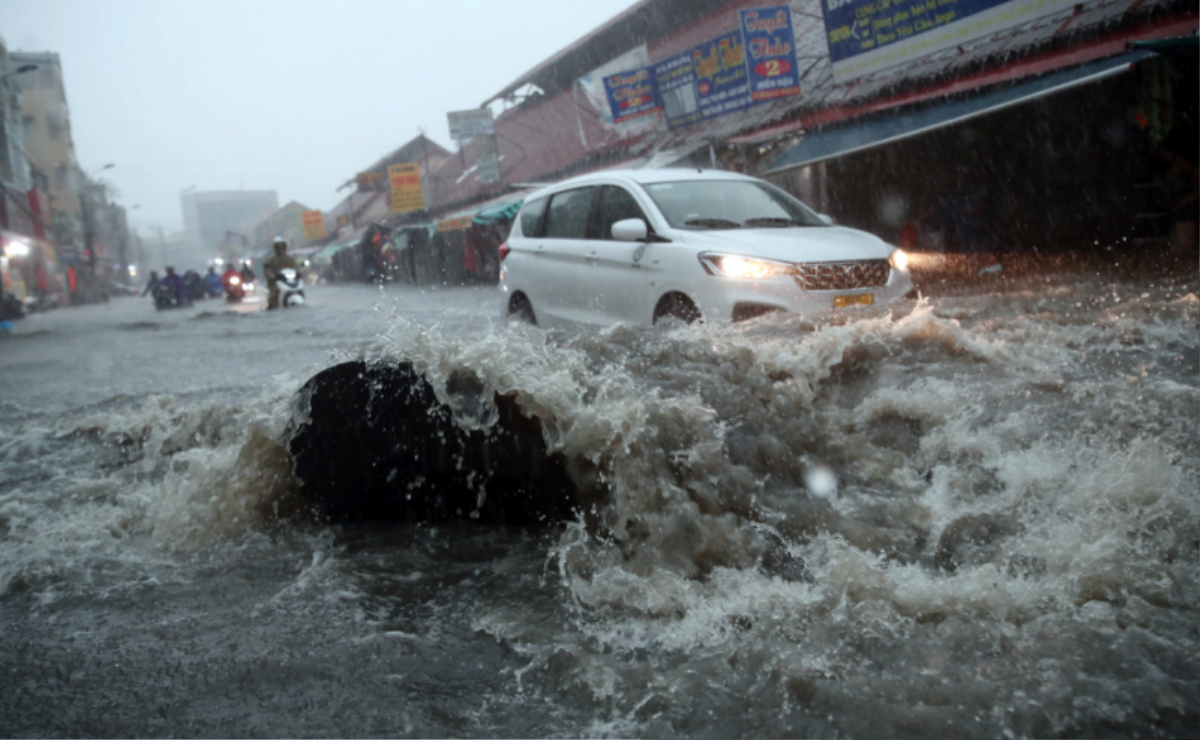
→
(301, 210, 325, 241)
(436, 216, 474, 232)
(389, 163, 425, 213)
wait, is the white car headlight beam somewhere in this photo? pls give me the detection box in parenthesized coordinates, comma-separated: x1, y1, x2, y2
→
(699, 253, 794, 280)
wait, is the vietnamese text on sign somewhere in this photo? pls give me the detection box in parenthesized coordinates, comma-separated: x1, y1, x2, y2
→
(389, 164, 425, 213)
(822, 0, 1077, 82)
(301, 210, 325, 241)
(604, 66, 662, 124)
(740, 7, 802, 101)
(693, 30, 752, 121)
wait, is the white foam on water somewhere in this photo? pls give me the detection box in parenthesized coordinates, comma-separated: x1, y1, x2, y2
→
(1, 276, 1194, 735)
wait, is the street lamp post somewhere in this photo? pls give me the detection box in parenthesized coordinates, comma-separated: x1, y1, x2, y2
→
(122, 205, 140, 281)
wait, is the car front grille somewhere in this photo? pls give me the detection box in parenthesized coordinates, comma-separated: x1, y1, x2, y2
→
(793, 260, 891, 291)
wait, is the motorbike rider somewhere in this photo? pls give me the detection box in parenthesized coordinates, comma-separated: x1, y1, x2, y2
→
(160, 266, 191, 306)
(204, 266, 223, 297)
(240, 261, 256, 284)
(140, 270, 160, 297)
(263, 236, 298, 309)
(221, 262, 242, 286)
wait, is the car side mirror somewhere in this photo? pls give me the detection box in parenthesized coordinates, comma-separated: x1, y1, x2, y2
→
(611, 218, 648, 242)
(818, 214, 835, 226)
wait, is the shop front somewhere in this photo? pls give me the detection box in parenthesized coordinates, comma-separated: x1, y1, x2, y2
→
(2, 230, 63, 308)
(416, 194, 525, 287)
(761, 45, 1198, 278)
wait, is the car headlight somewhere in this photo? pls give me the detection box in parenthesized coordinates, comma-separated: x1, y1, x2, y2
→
(699, 253, 794, 280)
(889, 248, 909, 271)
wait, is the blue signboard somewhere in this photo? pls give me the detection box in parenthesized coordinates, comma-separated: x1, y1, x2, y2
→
(822, 0, 1076, 82)
(692, 30, 752, 121)
(654, 52, 703, 130)
(603, 66, 661, 124)
(739, 6, 801, 101)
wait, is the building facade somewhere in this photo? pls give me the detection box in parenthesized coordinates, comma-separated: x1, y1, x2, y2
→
(248, 200, 311, 254)
(179, 189, 279, 255)
(419, 0, 1197, 262)
(8, 50, 83, 249)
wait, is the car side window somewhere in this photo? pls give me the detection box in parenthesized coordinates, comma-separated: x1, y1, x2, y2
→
(542, 187, 596, 239)
(519, 196, 549, 238)
(595, 186, 648, 240)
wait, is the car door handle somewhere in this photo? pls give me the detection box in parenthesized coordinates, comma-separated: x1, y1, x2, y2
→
(586, 250, 599, 265)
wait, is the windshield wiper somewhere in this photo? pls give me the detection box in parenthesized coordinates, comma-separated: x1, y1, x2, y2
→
(743, 217, 815, 228)
(683, 218, 742, 229)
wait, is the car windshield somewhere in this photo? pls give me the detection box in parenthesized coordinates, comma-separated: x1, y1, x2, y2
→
(641, 179, 827, 230)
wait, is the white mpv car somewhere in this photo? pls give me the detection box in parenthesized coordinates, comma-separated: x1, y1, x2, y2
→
(499, 169, 914, 327)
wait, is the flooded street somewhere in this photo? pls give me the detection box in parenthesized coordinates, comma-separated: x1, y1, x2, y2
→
(1, 268, 1197, 738)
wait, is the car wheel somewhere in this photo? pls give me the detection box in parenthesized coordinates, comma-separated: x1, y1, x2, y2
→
(653, 293, 701, 326)
(508, 294, 537, 325)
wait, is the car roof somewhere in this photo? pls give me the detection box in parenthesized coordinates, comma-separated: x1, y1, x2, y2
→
(522, 167, 760, 200)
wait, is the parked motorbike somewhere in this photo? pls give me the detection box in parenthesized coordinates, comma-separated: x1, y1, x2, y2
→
(275, 268, 306, 307)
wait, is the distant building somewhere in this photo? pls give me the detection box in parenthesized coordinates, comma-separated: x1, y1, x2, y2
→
(180, 189, 279, 254)
(2, 40, 67, 301)
(248, 200, 311, 253)
(0, 36, 32, 194)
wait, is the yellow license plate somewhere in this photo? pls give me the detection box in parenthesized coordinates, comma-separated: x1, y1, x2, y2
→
(833, 293, 874, 309)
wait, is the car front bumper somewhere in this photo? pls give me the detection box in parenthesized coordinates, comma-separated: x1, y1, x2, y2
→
(695, 267, 916, 322)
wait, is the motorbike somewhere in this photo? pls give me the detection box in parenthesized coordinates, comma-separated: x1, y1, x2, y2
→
(183, 271, 206, 302)
(275, 268, 306, 307)
(152, 284, 186, 310)
(223, 273, 246, 302)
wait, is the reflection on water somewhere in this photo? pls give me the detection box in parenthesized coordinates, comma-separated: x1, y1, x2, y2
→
(1, 274, 1197, 737)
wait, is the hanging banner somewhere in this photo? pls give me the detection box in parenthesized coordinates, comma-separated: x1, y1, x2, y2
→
(447, 109, 495, 141)
(603, 66, 661, 124)
(823, 0, 1077, 83)
(388, 163, 425, 213)
(654, 51, 702, 130)
(356, 172, 387, 192)
(301, 210, 325, 241)
(693, 30, 752, 121)
(436, 215, 474, 232)
(740, 7, 802, 101)
(446, 107, 496, 142)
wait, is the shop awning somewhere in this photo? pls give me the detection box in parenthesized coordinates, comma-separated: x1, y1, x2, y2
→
(1127, 35, 1199, 55)
(763, 50, 1155, 176)
(472, 197, 523, 225)
(434, 192, 527, 232)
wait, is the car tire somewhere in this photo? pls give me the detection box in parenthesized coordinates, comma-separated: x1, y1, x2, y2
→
(653, 293, 701, 326)
(508, 294, 537, 325)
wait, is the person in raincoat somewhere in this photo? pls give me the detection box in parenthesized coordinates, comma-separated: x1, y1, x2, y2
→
(263, 236, 297, 309)
(160, 266, 191, 306)
(203, 266, 223, 297)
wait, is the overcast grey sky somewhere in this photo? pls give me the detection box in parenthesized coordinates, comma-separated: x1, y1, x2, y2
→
(0, 0, 639, 236)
